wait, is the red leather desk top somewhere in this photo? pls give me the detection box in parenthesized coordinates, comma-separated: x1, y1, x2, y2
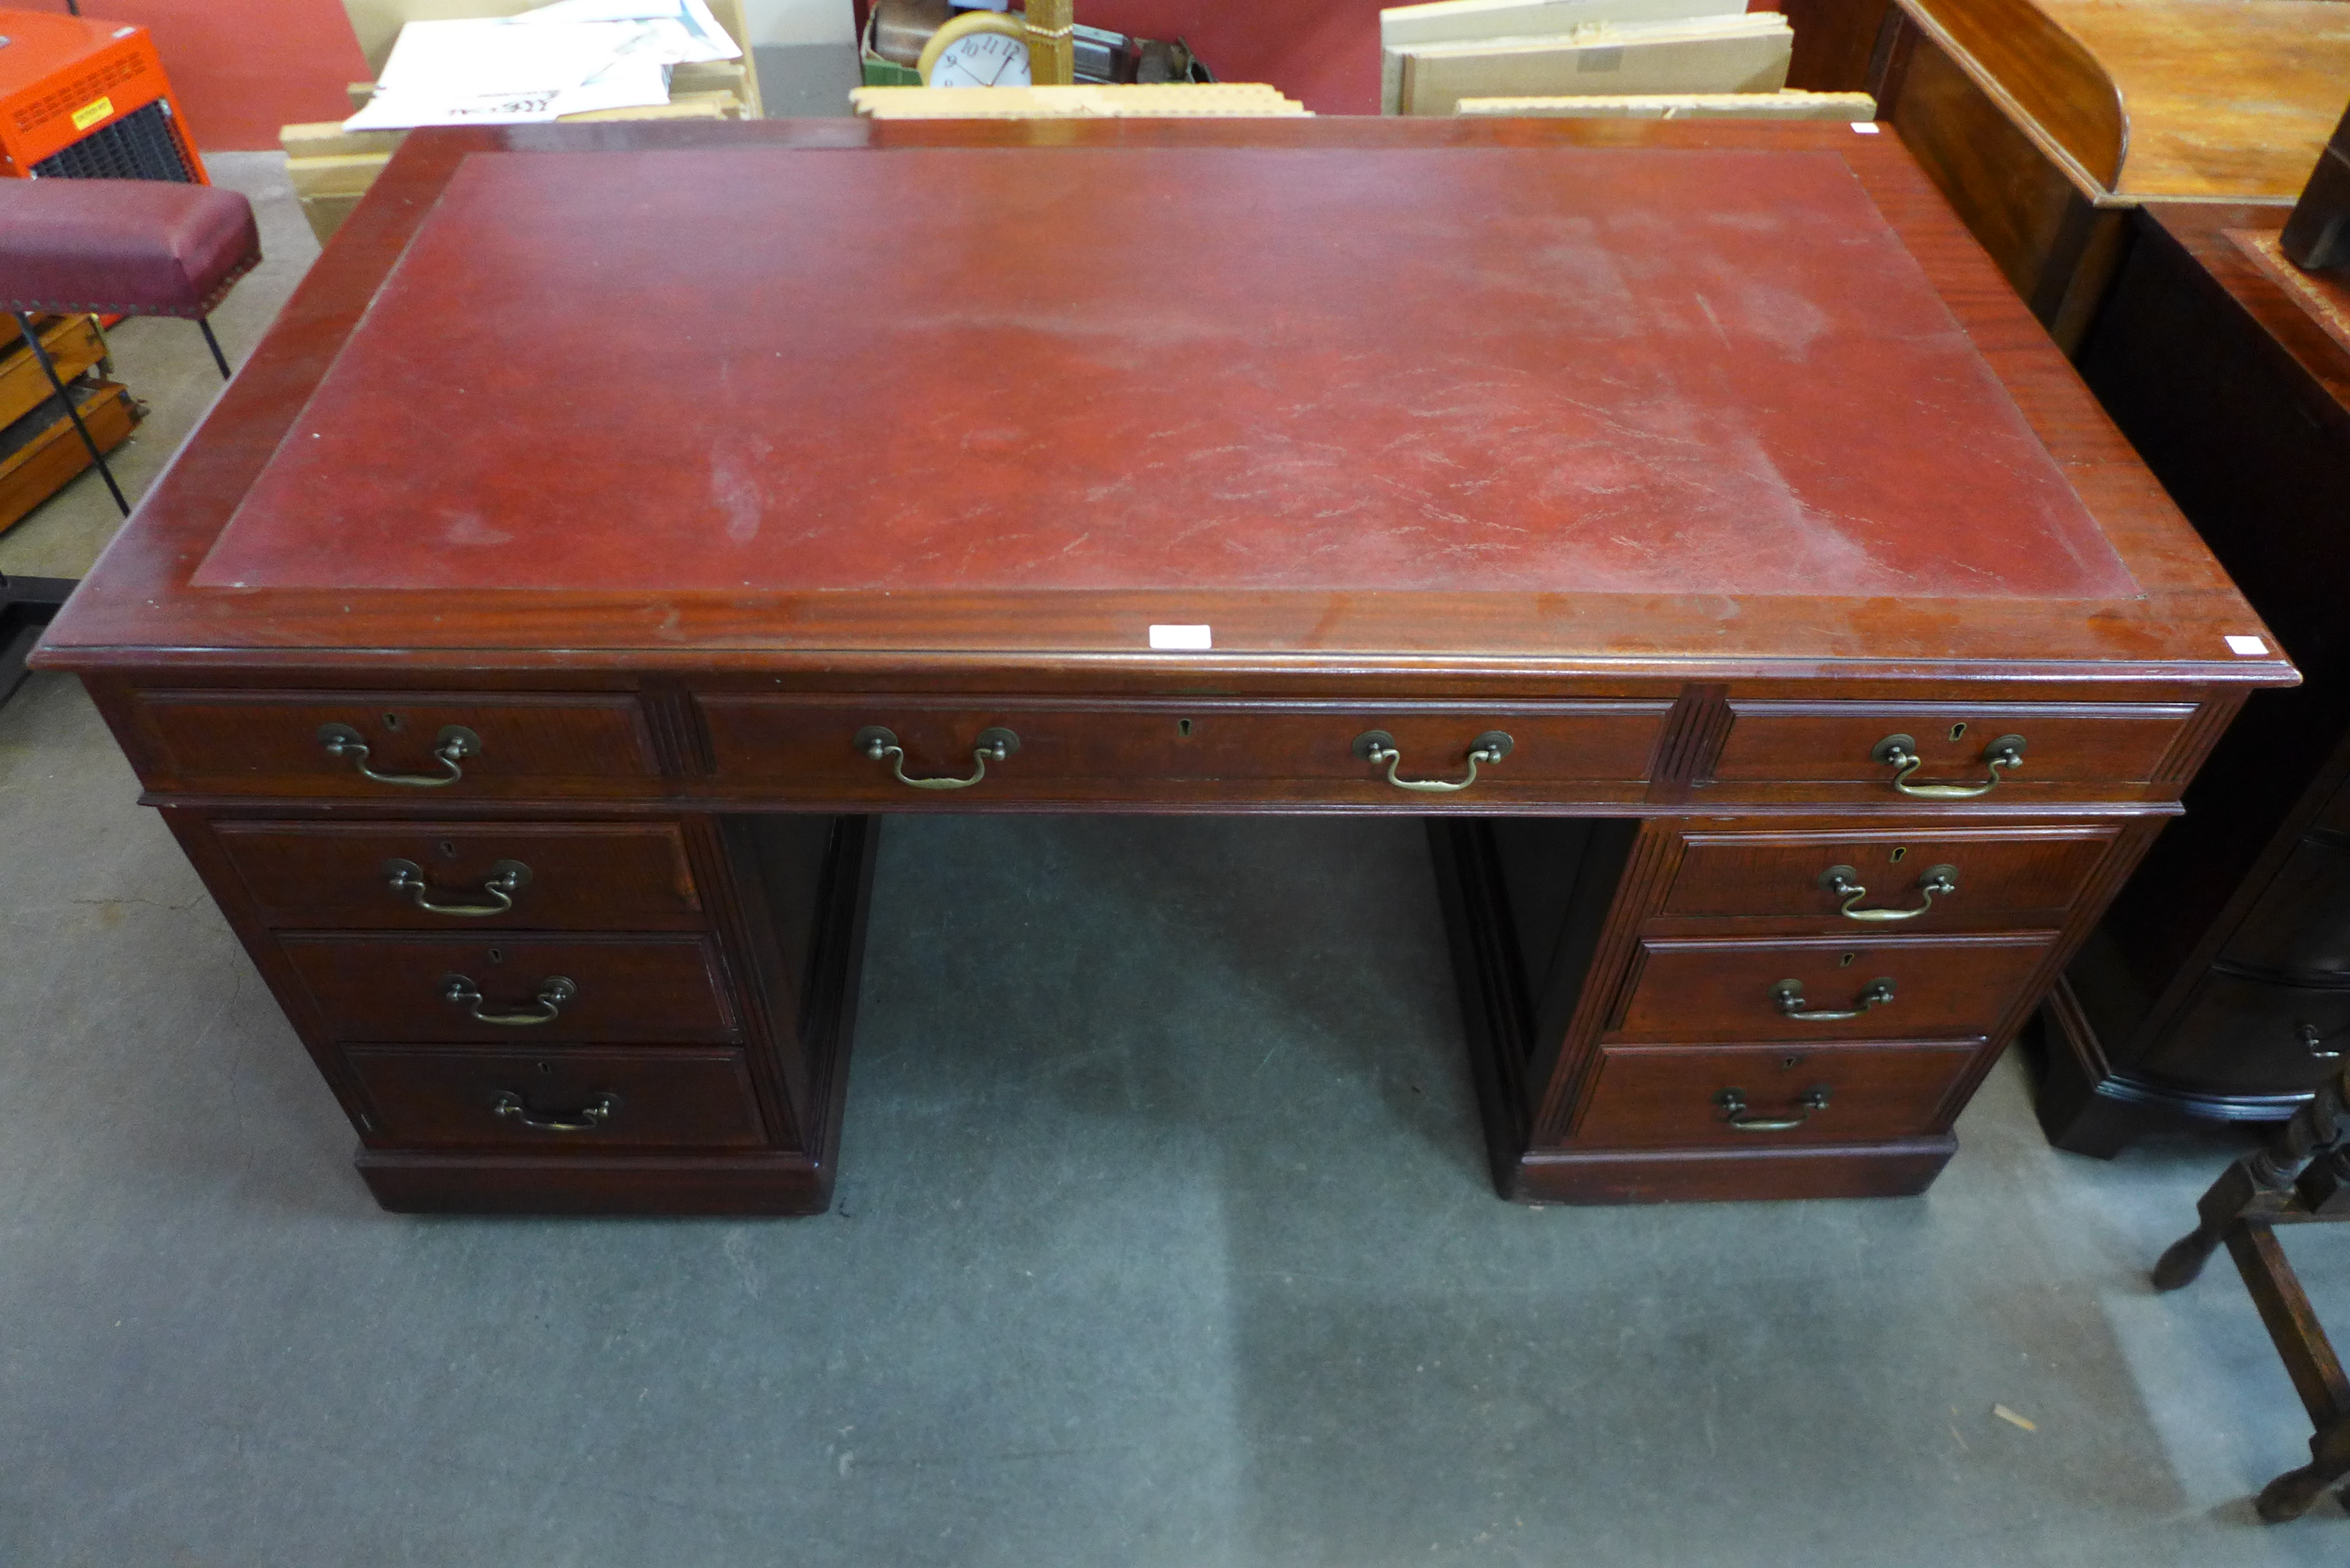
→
(194, 145, 2131, 602)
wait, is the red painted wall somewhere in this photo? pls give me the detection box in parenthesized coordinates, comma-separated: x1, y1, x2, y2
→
(1077, 1, 1387, 114)
(19, 0, 370, 150)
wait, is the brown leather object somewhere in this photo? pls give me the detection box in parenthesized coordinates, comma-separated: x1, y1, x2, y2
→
(0, 178, 259, 318)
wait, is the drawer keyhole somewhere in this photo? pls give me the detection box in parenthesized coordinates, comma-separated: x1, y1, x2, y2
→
(1889, 846, 1908, 864)
(383, 712, 403, 730)
(488, 947, 505, 964)
(1839, 952, 1855, 967)
(1948, 722, 1967, 742)
(1177, 718, 1192, 739)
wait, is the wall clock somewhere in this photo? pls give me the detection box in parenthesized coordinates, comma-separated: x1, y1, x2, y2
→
(917, 11, 1032, 88)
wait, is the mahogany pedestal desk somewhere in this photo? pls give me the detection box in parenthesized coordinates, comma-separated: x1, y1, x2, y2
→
(30, 118, 2295, 1215)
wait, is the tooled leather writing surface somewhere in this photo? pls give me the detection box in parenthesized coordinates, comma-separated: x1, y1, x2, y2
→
(196, 144, 2130, 602)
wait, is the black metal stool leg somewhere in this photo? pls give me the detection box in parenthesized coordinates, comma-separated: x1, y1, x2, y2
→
(12, 310, 127, 516)
(197, 316, 231, 380)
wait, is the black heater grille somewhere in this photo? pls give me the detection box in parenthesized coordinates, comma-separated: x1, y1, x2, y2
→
(32, 99, 194, 182)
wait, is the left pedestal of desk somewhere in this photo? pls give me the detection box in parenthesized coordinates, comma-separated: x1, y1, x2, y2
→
(93, 683, 876, 1216)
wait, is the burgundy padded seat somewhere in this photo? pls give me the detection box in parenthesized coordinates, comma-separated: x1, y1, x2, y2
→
(0, 178, 264, 534)
(0, 177, 259, 317)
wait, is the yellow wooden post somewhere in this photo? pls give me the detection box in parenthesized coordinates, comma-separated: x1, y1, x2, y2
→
(1024, 0, 1075, 85)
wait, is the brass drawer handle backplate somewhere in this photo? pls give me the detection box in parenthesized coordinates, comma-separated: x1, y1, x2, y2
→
(1353, 729, 1514, 793)
(490, 1090, 618, 1132)
(385, 858, 531, 917)
(856, 725, 1019, 790)
(1871, 732, 2025, 798)
(1818, 863, 1957, 922)
(318, 722, 480, 788)
(441, 973, 575, 1027)
(1773, 976, 1895, 1021)
(1715, 1085, 1831, 1132)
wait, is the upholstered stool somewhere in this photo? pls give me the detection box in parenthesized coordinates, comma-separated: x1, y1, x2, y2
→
(0, 177, 261, 515)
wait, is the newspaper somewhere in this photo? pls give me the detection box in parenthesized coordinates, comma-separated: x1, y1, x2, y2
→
(344, 1, 739, 131)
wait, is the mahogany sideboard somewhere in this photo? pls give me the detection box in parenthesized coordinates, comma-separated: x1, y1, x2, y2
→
(1828, 0, 2350, 352)
(2033, 199, 2350, 1153)
(30, 117, 2293, 1215)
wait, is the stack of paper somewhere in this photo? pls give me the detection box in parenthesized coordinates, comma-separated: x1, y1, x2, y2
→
(1380, 0, 1792, 115)
(345, 0, 740, 131)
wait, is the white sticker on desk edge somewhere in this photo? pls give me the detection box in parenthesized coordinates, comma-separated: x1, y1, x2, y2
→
(2226, 635, 2270, 656)
(1851, 122, 1880, 133)
(1149, 624, 1212, 650)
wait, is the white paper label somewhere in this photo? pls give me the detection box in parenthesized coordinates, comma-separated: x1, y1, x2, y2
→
(1850, 122, 1880, 134)
(2226, 635, 2269, 656)
(1149, 624, 1212, 650)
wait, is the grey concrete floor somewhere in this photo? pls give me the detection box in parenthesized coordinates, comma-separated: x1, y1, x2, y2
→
(3, 155, 2348, 1566)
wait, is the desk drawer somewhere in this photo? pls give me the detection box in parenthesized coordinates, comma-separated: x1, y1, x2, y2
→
(1572, 1040, 1978, 1147)
(128, 691, 661, 797)
(1705, 702, 2191, 799)
(1613, 933, 2054, 1042)
(213, 821, 703, 932)
(2220, 837, 2350, 979)
(279, 934, 736, 1043)
(696, 696, 1669, 801)
(1660, 826, 2118, 930)
(345, 1046, 765, 1149)
(2142, 973, 2350, 1094)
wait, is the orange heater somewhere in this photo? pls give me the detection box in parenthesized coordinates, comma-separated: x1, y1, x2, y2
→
(0, 9, 205, 183)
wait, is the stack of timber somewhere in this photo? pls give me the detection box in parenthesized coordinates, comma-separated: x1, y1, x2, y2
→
(0, 316, 138, 536)
(851, 83, 1311, 119)
(290, 0, 762, 246)
(1382, 0, 1794, 114)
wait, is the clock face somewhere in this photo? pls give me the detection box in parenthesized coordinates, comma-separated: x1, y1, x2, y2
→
(930, 29, 1031, 88)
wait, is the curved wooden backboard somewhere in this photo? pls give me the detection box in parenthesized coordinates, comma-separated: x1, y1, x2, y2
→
(1903, 0, 2127, 190)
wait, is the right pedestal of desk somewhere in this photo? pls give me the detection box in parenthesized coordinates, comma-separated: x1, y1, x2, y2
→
(1436, 805, 2162, 1203)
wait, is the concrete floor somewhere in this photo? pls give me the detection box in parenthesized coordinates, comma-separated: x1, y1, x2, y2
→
(4, 155, 2348, 1566)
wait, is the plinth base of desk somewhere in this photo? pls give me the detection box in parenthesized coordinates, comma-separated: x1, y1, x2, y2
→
(355, 1149, 837, 1216)
(1499, 1139, 1955, 1205)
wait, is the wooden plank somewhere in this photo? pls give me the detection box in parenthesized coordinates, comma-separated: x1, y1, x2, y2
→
(279, 120, 408, 159)
(1382, 0, 1748, 47)
(1458, 89, 1878, 119)
(0, 315, 107, 434)
(0, 381, 138, 538)
(299, 192, 368, 248)
(288, 152, 394, 199)
(562, 90, 741, 123)
(1390, 15, 1794, 116)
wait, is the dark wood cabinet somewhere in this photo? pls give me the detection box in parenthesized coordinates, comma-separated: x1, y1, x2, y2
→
(2034, 202, 2350, 1154)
